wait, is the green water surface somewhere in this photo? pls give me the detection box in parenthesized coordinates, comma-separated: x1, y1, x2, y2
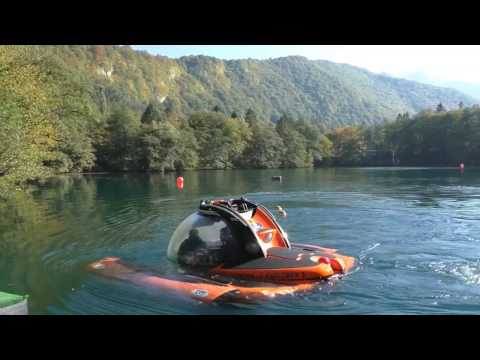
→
(1, 167, 480, 314)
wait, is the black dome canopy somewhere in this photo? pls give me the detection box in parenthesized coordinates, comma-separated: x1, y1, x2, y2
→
(167, 207, 264, 268)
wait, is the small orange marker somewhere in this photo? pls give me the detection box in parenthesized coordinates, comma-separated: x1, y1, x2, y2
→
(176, 176, 184, 190)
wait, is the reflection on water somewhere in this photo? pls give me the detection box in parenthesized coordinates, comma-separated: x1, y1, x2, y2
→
(2, 167, 480, 314)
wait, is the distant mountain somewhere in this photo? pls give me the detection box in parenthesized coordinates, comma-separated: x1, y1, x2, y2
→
(406, 72, 480, 101)
(432, 81, 480, 101)
(428, 81, 480, 103)
(36, 46, 476, 127)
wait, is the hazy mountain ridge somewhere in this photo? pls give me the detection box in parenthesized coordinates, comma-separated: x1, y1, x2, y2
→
(37, 46, 476, 127)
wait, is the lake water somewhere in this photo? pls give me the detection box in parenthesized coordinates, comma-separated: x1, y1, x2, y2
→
(1, 167, 480, 315)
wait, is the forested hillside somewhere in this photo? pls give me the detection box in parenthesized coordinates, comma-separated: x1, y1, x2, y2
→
(34, 46, 475, 126)
(1, 45, 478, 198)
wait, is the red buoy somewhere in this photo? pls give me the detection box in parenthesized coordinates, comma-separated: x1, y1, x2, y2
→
(176, 176, 184, 190)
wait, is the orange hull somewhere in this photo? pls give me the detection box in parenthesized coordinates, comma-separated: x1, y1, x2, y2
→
(88, 257, 318, 304)
(210, 245, 355, 283)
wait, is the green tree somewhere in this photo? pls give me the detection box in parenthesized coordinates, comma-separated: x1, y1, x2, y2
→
(163, 97, 182, 122)
(327, 127, 368, 165)
(188, 112, 227, 168)
(174, 123, 199, 170)
(37, 52, 100, 173)
(221, 117, 251, 168)
(295, 119, 332, 165)
(276, 115, 309, 167)
(188, 111, 250, 169)
(318, 134, 334, 164)
(369, 106, 480, 166)
(245, 108, 257, 125)
(0, 46, 61, 198)
(141, 102, 164, 124)
(138, 122, 180, 172)
(96, 106, 140, 171)
(240, 122, 285, 168)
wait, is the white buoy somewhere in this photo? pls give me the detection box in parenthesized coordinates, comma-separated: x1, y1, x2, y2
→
(276, 206, 287, 217)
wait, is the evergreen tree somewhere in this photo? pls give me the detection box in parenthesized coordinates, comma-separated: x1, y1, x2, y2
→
(188, 112, 228, 168)
(245, 108, 257, 125)
(139, 122, 180, 173)
(96, 106, 140, 171)
(141, 102, 164, 124)
(174, 124, 199, 170)
(436, 103, 446, 112)
(163, 97, 181, 121)
(275, 115, 309, 167)
(295, 119, 332, 165)
(396, 112, 410, 121)
(275, 114, 295, 137)
(240, 122, 285, 168)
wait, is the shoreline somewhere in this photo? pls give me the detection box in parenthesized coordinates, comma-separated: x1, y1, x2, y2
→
(74, 165, 474, 176)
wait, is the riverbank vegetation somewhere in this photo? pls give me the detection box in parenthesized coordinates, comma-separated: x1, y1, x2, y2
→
(1, 46, 480, 198)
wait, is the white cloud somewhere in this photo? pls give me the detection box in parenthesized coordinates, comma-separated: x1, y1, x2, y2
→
(297, 45, 480, 84)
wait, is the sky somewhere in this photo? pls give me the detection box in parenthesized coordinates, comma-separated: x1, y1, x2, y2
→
(132, 45, 480, 98)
